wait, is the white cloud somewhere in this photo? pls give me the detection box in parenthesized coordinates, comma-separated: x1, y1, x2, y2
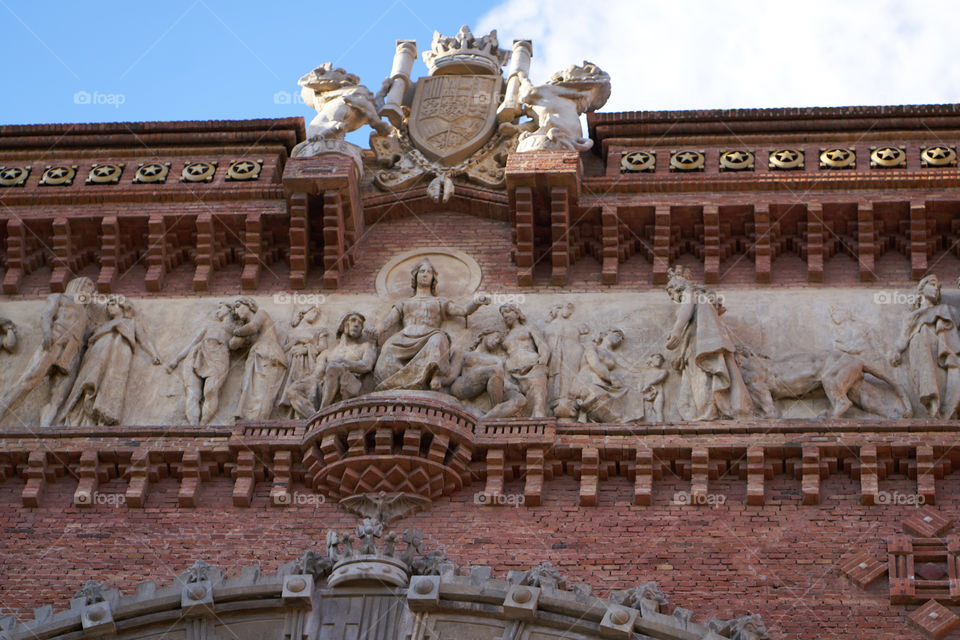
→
(477, 1, 960, 112)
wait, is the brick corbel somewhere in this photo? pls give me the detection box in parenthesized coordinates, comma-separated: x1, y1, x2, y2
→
(241, 213, 263, 290)
(806, 204, 824, 282)
(49, 216, 73, 293)
(144, 214, 168, 292)
(579, 447, 599, 507)
(74, 449, 107, 507)
(753, 206, 771, 283)
(2, 219, 28, 294)
(22, 449, 54, 507)
(505, 151, 581, 287)
(746, 446, 766, 506)
(800, 445, 823, 505)
(689, 447, 709, 506)
(270, 450, 293, 507)
(524, 447, 545, 507)
(178, 450, 214, 507)
(909, 201, 928, 280)
(634, 446, 654, 506)
(702, 205, 720, 283)
(125, 448, 162, 508)
(860, 444, 880, 506)
(233, 450, 264, 507)
(652, 205, 671, 285)
(600, 205, 619, 284)
(484, 449, 505, 503)
(857, 204, 876, 281)
(98, 215, 121, 292)
(916, 445, 937, 505)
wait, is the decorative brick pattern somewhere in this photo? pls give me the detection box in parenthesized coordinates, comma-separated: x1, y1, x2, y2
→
(908, 600, 960, 639)
(904, 508, 953, 539)
(839, 551, 887, 588)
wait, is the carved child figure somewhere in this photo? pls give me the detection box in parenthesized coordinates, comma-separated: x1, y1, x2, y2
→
(569, 326, 632, 423)
(637, 353, 667, 423)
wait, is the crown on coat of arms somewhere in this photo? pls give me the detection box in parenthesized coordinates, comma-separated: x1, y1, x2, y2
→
(422, 25, 510, 76)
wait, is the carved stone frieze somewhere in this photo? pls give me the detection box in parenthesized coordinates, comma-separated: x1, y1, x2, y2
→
(4, 262, 960, 427)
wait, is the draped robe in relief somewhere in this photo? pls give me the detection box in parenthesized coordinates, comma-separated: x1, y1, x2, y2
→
(902, 304, 960, 415)
(62, 317, 137, 426)
(676, 300, 753, 421)
(374, 297, 452, 390)
(235, 321, 288, 420)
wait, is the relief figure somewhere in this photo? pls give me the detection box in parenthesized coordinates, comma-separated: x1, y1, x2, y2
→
(232, 298, 288, 421)
(664, 267, 753, 420)
(61, 296, 161, 426)
(166, 301, 235, 424)
(499, 303, 550, 417)
(0, 277, 96, 427)
(441, 329, 526, 418)
(890, 274, 960, 418)
(374, 260, 488, 391)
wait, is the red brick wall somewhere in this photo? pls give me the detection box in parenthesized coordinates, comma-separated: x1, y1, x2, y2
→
(0, 470, 953, 639)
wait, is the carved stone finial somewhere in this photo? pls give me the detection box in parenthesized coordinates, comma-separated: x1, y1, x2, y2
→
(609, 580, 667, 615)
(508, 561, 567, 590)
(400, 528, 424, 566)
(73, 580, 109, 605)
(294, 548, 334, 579)
(410, 549, 451, 576)
(708, 614, 769, 640)
(183, 560, 212, 584)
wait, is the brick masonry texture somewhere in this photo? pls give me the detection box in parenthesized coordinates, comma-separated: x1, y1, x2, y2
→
(8, 107, 960, 640)
(0, 472, 954, 639)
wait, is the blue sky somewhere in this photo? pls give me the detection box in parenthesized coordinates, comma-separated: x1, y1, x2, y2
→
(3, 1, 960, 131)
(0, 1, 487, 126)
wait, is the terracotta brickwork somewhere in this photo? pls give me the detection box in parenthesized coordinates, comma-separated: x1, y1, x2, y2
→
(7, 106, 960, 639)
(0, 467, 957, 639)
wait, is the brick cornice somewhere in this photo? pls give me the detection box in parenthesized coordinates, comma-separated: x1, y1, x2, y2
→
(589, 103, 960, 140)
(0, 117, 306, 153)
(0, 394, 957, 511)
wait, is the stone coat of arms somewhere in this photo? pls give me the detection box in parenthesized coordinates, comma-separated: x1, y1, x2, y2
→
(291, 25, 612, 202)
